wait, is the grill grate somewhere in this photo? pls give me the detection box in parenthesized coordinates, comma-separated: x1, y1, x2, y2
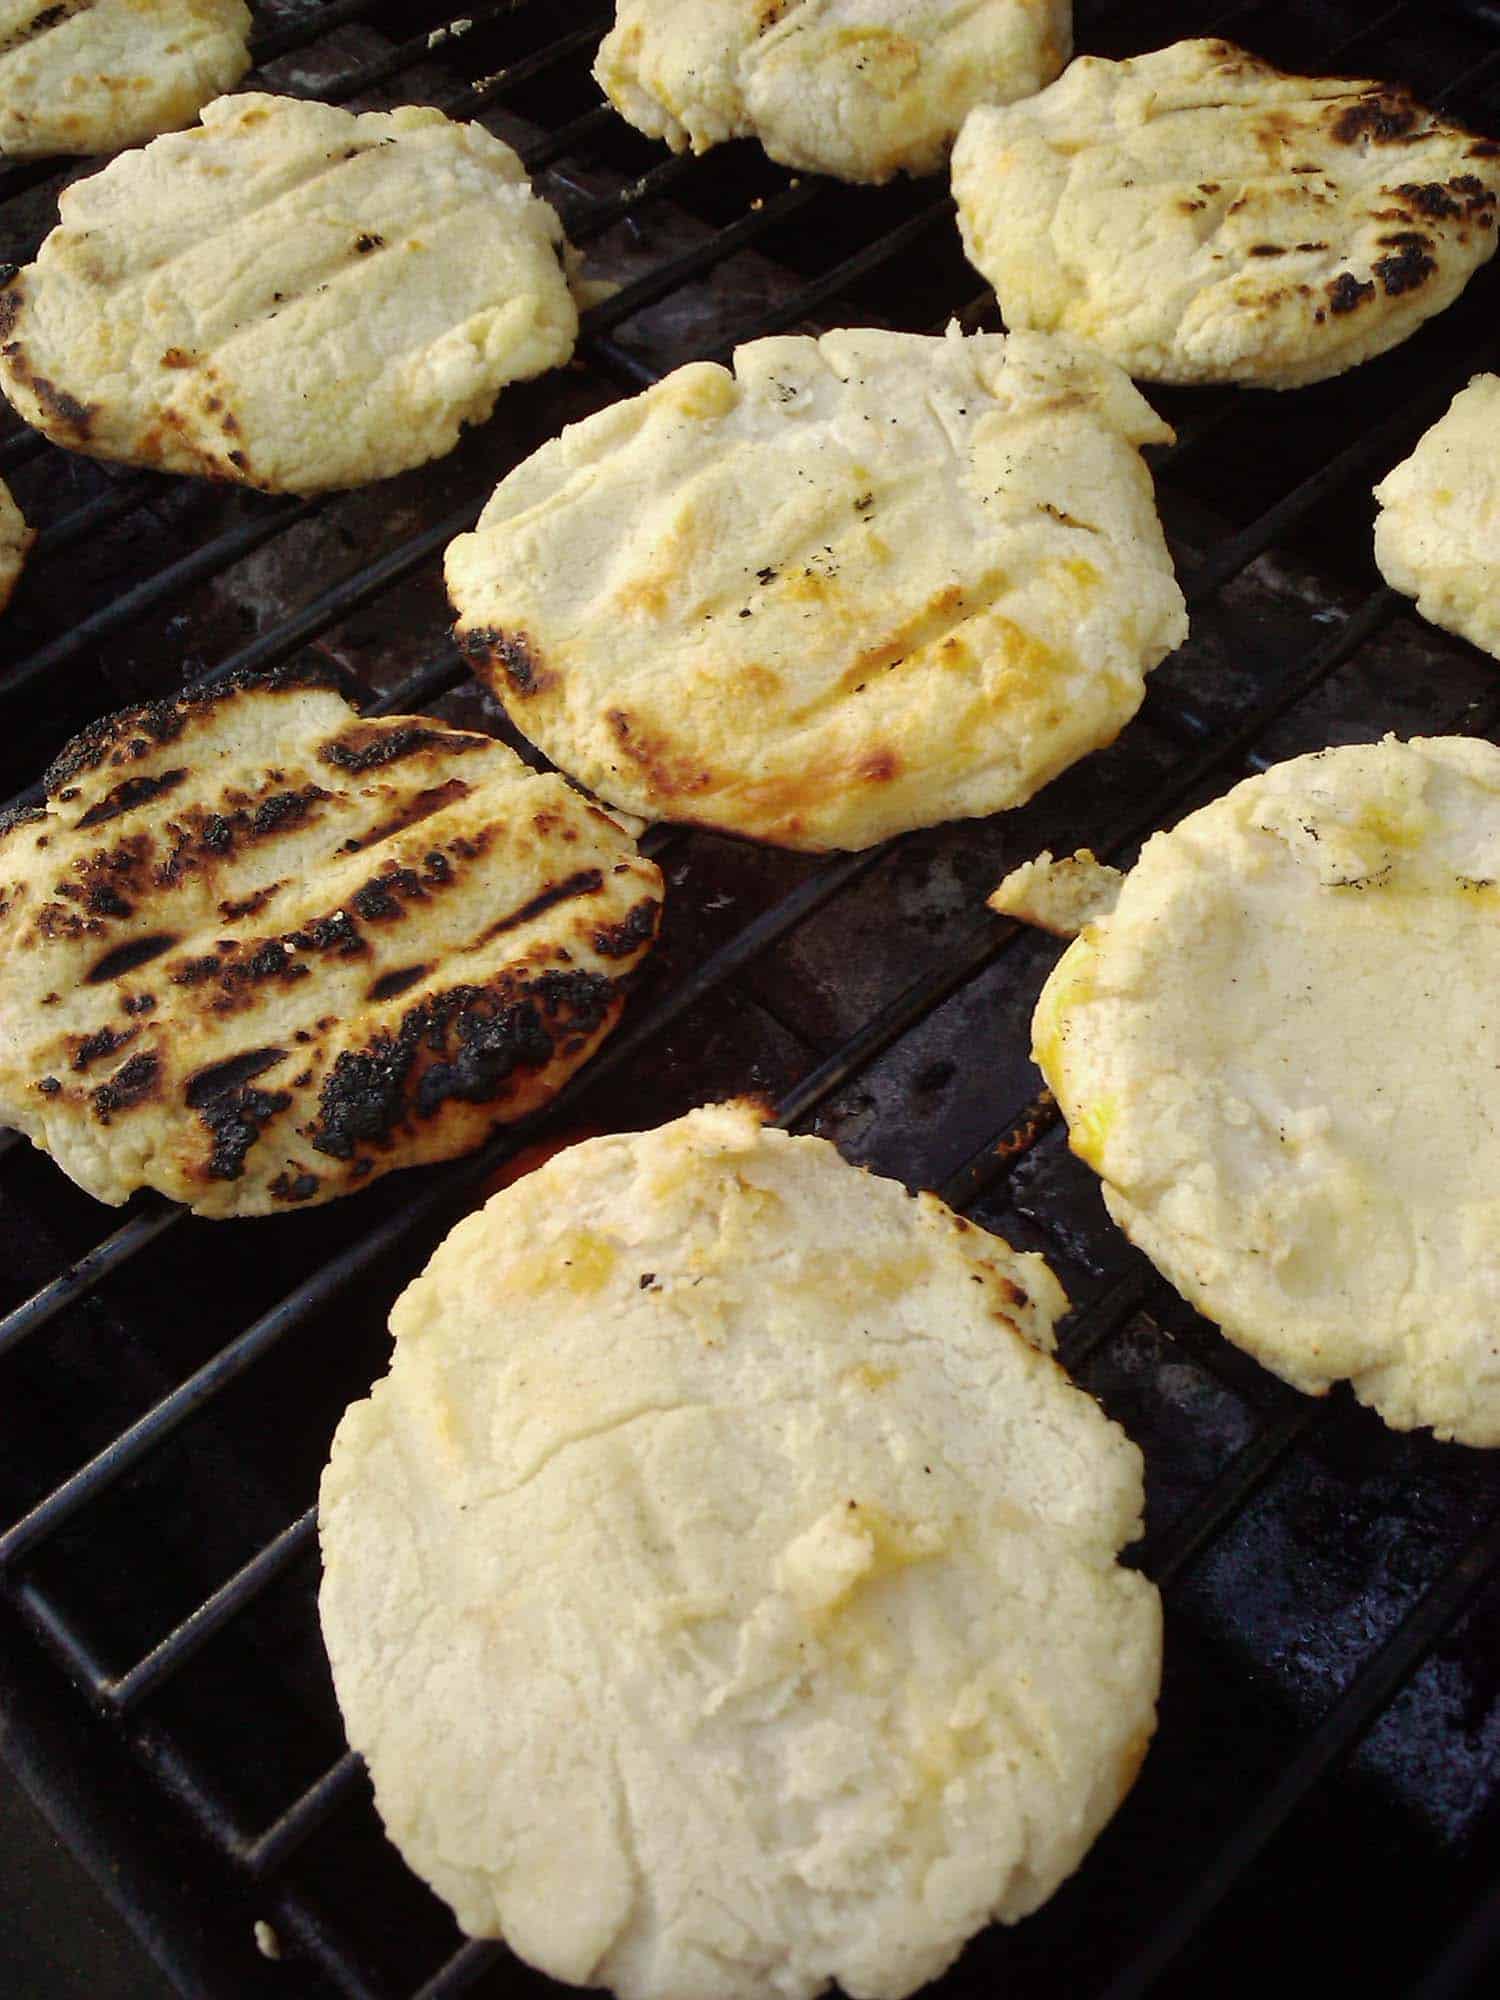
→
(3, 2, 1500, 1995)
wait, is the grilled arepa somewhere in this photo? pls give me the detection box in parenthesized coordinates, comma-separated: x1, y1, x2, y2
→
(446, 326, 1187, 852)
(594, 0, 1071, 185)
(0, 669, 662, 1218)
(0, 93, 578, 492)
(0, 0, 252, 159)
(952, 39, 1500, 388)
(1374, 373, 1500, 660)
(320, 1101, 1160, 2000)
(0, 473, 29, 614)
(1034, 736, 1500, 1446)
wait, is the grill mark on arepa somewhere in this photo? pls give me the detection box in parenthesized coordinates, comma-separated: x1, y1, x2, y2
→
(0, 2, 99, 58)
(320, 724, 485, 773)
(593, 899, 660, 959)
(76, 769, 189, 829)
(70, 1023, 137, 1072)
(337, 779, 472, 852)
(368, 964, 430, 1003)
(183, 1046, 288, 1108)
(476, 869, 605, 945)
(86, 932, 178, 983)
(310, 968, 618, 1160)
(91, 1051, 160, 1122)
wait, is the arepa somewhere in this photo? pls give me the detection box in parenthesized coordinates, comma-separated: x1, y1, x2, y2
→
(1034, 736, 1500, 1445)
(952, 39, 1500, 388)
(0, 667, 662, 1218)
(0, 93, 578, 492)
(0, 473, 29, 614)
(594, 0, 1071, 184)
(1374, 373, 1500, 660)
(0, 0, 252, 158)
(446, 325, 1187, 852)
(320, 1100, 1161, 2000)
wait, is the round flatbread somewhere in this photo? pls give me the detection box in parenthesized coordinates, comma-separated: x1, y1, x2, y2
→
(446, 326, 1187, 852)
(0, 667, 661, 1218)
(0, 0, 252, 158)
(1034, 736, 1500, 1445)
(320, 1100, 1160, 2000)
(952, 38, 1500, 388)
(1374, 373, 1500, 660)
(0, 473, 30, 613)
(0, 93, 578, 493)
(594, 0, 1071, 185)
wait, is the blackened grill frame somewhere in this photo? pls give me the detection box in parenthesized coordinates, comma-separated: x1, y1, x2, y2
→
(2, 2, 1500, 1995)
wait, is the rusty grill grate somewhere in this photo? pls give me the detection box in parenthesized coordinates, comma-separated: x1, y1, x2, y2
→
(2, 1, 1500, 1995)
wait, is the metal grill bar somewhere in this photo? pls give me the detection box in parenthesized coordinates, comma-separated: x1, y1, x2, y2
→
(1103, 1505, 1500, 2000)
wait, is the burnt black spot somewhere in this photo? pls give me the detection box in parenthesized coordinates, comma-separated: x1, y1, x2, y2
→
(368, 963, 430, 1002)
(71, 1023, 135, 1072)
(171, 953, 225, 987)
(184, 1046, 287, 1109)
(36, 1076, 60, 1095)
(92, 1052, 161, 1121)
(592, 897, 659, 959)
(460, 627, 545, 695)
(311, 969, 615, 1159)
(86, 932, 177, 984)
(352, 868, 424, 921)
(288, 910, 365, 956)
(424, 849, 453, 884)
(251, 786, 331, 836)
(76, 768, 189, 829)
(86, 881, 132, 918)
(270, 1171, 321, 1204)
(200, 1085, 292, 1179)
(200, 815, 234, 852)
(1249, 243, 1285, 257)
(1326, 272, 1376, 313)
(122, 992, 157, 1015)
(354, 233, 385, 253)
(217, 884, 280, 922)
(1373, 241, 1437, 294)
(482, 869, 604, 943)
(1331, 95, 1417, 145)
(318, 724, 482, 773)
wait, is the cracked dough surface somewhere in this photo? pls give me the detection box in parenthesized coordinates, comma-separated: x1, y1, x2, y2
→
(0, 474, 30, 613)
(319, 1101, 1161, 2000)
(594, 0, 1070, 184)
(446, 325, 1186, 852)
(1374, 373, 1500, 660)
(1034, 736, 1500, 1445)
(0, 93, 578, 492)
(952, 38, 1500, 388)
(0, 0, 252, 158)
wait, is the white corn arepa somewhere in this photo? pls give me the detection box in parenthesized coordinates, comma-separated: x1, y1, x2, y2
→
(1034, 736, 1500, 1445)
(951, 38, 1500, 388)
(0, 93, 578, 492)
(319, 1100, 1161, 2000)
(0, 472, 30, 612)
(446, 325, 1187, 852)
(0, 0, 252, 158)
(0, 667, 661, 1218)
(594, 0, 1071, 185)
(1374, 374, 1500, 660)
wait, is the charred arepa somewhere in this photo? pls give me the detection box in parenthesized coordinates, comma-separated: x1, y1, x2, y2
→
(0, 93, 578, 492)
(1033, 736, 1500, 1446)
(594, 0, 1071, 184)
(952, 39, 1500, 388)
(446, 326, 1187, 852)
(0, 0, 252, 158)
(320, 1100, 1161, 2000)
(0, 474, 30, 614)
(0, 669, 661, 1218)
(1374, 374, 1500, 660)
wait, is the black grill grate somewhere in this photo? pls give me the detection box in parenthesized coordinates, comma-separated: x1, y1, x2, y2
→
(3, 2, 1500, 1995)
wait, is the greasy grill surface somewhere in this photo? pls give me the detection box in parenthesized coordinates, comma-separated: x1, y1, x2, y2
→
(1, 1, 1499, 1995)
